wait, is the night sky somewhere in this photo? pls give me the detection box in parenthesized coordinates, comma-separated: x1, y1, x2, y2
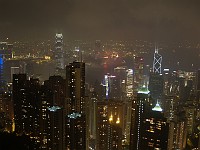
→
(0, 0, 200, 40)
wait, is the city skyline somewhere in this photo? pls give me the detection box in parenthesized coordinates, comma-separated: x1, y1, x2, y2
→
(0, 1, 200, 149)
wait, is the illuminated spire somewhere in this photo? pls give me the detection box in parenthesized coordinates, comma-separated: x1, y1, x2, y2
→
(155, 44, 158, 54)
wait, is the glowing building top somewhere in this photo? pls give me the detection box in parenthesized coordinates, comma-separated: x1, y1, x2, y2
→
(48, 106, 61, 112)
(152, 102, 163, 112)
(138, 84, 150, 94)
(55, 33, 63, 40)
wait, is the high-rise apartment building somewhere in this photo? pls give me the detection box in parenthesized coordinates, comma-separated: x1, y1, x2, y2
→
(12, 74, 40, 136)
(47, 106, 65, 150)
(141, 104, 168, 150)
(130, 87, 151, 150)
(65, 61, 86, 149)
(168, 113, 187, 150)
(96, 100, 123, 150)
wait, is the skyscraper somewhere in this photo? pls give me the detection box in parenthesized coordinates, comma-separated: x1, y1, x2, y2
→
(130, 86, 151, 150)
(153, 46, 162, 74)
(96, 100, 123, 150)
(65, 61, 86, 149)
(54, 33, 64, 75)
(47, 106, 65, 150)
(150, 45, 163, 104)
(130, 85, 169, 150)
(140, 103, 168, 150)
(12, 74, 40, 136)
(133, 56, 144, 91)
(149, 73, 164, 105)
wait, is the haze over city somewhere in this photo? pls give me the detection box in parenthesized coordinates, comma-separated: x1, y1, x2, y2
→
(0, 1, 200, 150)
(0, 0, 200, 40)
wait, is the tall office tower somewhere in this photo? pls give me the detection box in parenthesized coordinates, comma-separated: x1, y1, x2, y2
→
(168, 113, 187, 150)
(129, 86, 151, 150)
(153, 46, 162, 74)
(66, 61, 86, 149)
(96, 100, 123, 150)
(47, 106, 65, 150)
(148, 73, 164, 105)
(141, 104, 169, 150)
(133, 56, 144, 91)
(54, 33, 64, 74)
(12, 74, 40, 136)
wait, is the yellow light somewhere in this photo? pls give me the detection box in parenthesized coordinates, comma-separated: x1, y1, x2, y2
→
(116, 117, 120, 124)
(109, 114, 113, 122)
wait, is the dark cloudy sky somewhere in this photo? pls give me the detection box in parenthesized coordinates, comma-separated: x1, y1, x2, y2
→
(0, 0, 200, 40)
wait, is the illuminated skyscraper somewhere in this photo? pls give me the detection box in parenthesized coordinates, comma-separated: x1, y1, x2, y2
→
(66, 61, 86, 149)
(153, 46, 162, 74)
(12, 74, 40, 136)
(66, 61, 85, 114)
(130, 85, 168, 150)
(54, 33, 64, 74)
(141, 103, 168, 150)
(130, 86, 151, 150)
(96, 100, 123, 150)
